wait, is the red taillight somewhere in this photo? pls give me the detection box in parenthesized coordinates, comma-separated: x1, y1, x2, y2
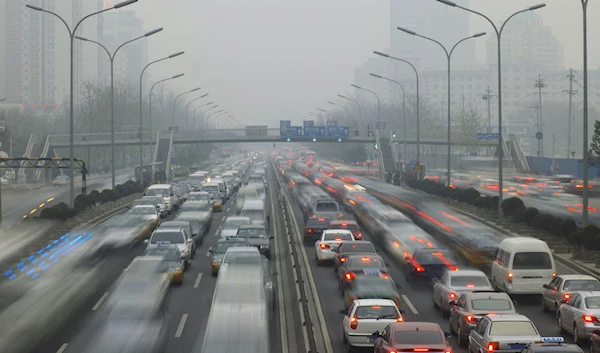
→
(507, 272, 513, 284)
(416, 267, 424, 272)
(307, 229, 313, 233)
(414, 349, 429, 352)
(466, 315, 478, 324)
(320, 243, 330, 249)
(584, 315, 598, 322)
(357, 232, 362, 239)
(340, 257, 347, 262)
(444, 351, 452, 353)
(397, 316, 403, 322)
(448, 292, 456, 299)
(345, 272, 356, 280)
(488, 342, 499, 351)
(564, 293, 571, 301)
(350, 316, 358, 329)
(389, 351, 397, 353)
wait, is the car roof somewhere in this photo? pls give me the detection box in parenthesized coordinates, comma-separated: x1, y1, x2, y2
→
(574, 291, 600, 298)
(323, 229, 352, 235)
(483, 314, 531, 321)
(329, 220, 358, 225)
(153, 227, 184, 233)
(225, 246, 259, 253)
(353, 299, 397, 306)
(448, 270, 487, 277)
(341, 240, 372, 245)
(226, 216, 251, 221)
(132, 205, 155, 209)
(161, 221, 190, 226)
(393, 321, 442, 331)
(145, 244, 180, 252)
(463, 290, 511, 299)
(190, 191, 209, 194)
(218, 237, 248, 243)
(558, 274, 598, 280)
(238, 224, 267, 230)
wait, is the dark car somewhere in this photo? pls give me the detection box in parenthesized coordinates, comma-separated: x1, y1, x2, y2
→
(406, 248, 458, 282)
(343, 268, 400, 310)
(372, 322, 452, 353)
(522, 337, 583, 353)
(333, 240, 378, 272)
(236, 225, 274, 259)
(304, 217, 333, 243)
(328, 220, 362, 240)
(337, 254, 388, 292)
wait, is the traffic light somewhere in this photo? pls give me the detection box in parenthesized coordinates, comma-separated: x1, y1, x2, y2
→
(392, 131, 396, 138)
(374, 143, 378, 150)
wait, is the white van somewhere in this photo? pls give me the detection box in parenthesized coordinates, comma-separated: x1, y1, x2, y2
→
(491, 237, 556, 295)
(201, 182, 225, 202)
(211, 178, 229, 201)
(240, 200, 267, 227)
(146, 184, 175, 213)
(236, 186, 260, 214)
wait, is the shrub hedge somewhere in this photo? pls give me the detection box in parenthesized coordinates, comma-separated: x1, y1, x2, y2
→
(409, 177, 597, 250)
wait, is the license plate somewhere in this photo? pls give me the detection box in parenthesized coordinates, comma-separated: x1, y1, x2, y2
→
(508, 344, 525, 350)
(368, 337, 376, 343)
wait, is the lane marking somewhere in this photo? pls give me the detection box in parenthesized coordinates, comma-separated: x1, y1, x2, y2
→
(194, 273, 203, 288)
(92, 292, 109, 311)
(175, 313, 189, 337)
(205, 250, 212, 257)
(221, 215, 226, 221)
(56, 343, 69, 353)
(215, 227, 221, 237)
(226, 207, 230, 212)
(402, 294, 419, 315)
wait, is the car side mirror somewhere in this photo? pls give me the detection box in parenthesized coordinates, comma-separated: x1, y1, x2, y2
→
(143, 239, 149, 244)
(208, 248, 214, 253)
(449, 300, 456, 306)
(399, 309, 405, 314)
(186, 239, 193, 244)
(371, 331, 380, 339)
(444, 332, 452, 339)
(542, 284, 549, 289)
(156, 205, 160, 209)
(375, 249, 380, 253)
(339, 309, 348, 315)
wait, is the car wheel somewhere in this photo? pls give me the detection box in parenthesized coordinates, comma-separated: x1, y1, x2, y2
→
(557, 313, 566, 333)
(457, 326, 467, 348)
(440, 299, 448, 318)
(574, 324, 580, 344)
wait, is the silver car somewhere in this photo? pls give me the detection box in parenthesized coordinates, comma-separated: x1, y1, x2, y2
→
(558, 291, 600, 344)
(220, 216, 251, 238)
(432, 269, 492, 317)
(542, 274, 600, 313)
(468, 314, 542, 353)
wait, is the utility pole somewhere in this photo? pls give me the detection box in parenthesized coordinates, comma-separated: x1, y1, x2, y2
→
(441, 98, 445, 122)
(534, 75, 547, 157)
(563, 68, 578, 158)
(461, 94, 466, 115)
(482, 86, 497, 133)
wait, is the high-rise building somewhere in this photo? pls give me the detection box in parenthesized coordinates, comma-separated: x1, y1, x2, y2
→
(389, 0, 475, 72)
(485, 12, 563, 71)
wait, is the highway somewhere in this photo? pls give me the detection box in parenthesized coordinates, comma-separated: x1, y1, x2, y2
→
(31, 183, 282, 353)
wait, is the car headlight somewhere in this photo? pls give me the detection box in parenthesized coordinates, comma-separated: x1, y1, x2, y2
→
(212, 259, 222, 265)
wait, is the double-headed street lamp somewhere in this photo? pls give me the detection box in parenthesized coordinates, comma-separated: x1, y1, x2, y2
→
(149, 73, 184, 141)
(185, 94, 210, 128)
(337, 94, 362, 123)
(436, 0, 546, 218)
(76, 27, 164, 189)
(199, 105, 219, 129)
(370, 73, 407, 160)
(581, 0, 590, 224)
(172, 87, 202, 128)
(373, 51, 420, 161)
(398, 27, 485, 189)
(351, 84, 380, 123)
(138, 51, 184, 183)
(26, 0, 138, 206)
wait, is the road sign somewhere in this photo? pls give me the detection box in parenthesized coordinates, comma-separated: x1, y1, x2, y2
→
(303, 121, 314, 129)
(286, 137, 291, 142)
(327, 126, 349, 137)
(304, 126, 326, 137)
(414, 162, 422, 171)
(536, 132, 543, 140)
(476, 132, 499, 140)
(245, 125, 268, 137)
(327, 120, 338, 128)
(280, 120, 291, 133)
(280, 126, 303, 137)
(408, 160, 418, 169)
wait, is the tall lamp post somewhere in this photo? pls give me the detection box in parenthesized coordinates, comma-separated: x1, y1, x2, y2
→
(26, 0, 138, 206)
(581, 0, 590, 224)
(193, 102, 215, 128)
(210, 111, 229, 129)
(138, 51, 184, 183)
(437, 0, 546, 217)
(205, 109, 224, 129)
(172, 87, 202, 128)
(370, 73, 407, 160)
(327, 101, 350, 118)
(351, 84, 380, 124)
(199, 105, 219, 129)
(149, 73, 184, 143)
(185, 94, 209, 128)
(76, 27, 163, 189)
(398, 27, 485, 189)
(373, 51, 421, 162)
(337, 94, 362, 124)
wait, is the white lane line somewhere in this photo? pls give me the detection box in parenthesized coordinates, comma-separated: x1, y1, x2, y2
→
(205, 250, 212, 257)
(175, 314, 189, 337)
(226, 207, 230, 212)
(215, 227, 221, 237)
(402, 294, 419, 315)
(56, 343, 69, 353)
(194, 273, 203, 288)
(92, 292, 109, 311)
(221, 215, 226, 221)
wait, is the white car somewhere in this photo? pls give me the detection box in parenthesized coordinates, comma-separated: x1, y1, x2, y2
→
(432, 269, 492, 317)
(468, 314, 542, 353)
(557, 291, 600, 344)
(145, 228, 194, 269)
(341, 299, 403, 349)
(542, 274, 600, 313)
(220, 216, 251, 238)
(314, 229, 354, 265)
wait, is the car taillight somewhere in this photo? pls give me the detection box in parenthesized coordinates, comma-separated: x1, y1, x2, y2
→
(345, 272, 356, 280)
(357, 232, 362, 239)
(448, 292, 456, 299)
(416, 266, 424, 272)
(397, 316, 403, 322)
(350, 316, 358, 329)
(507, 272, 513, 284)
(488, 342, 499, 351)
(444, 351, 452, 353)
(563, 293, 571, 301)
(320, 243, 330, 249)
(584, 314, 599, 322)
(466, 315, 478, 324)
(414, 349, 429, 352)
(338, 214, 343, 219)
(307, 229, 313, 233)
(340, 257, 347, 262)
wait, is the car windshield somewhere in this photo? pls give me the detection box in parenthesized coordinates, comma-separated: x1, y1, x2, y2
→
(512, 252, 552, 270)
(353, 276, 394, 291)
(146, 189, 169, 197)
(323, 232, 353, 241)
(223, 251, 261, 264)
(242, 210, 264, 222)
(470, 299, 513, 311)
(329, 224, 359, 233)
(394, 331, 442, 345)
(451, 276, 490, 287)
(585, 297, 600, 309)
(144, 196, 164, 204)
(144, 249, 180, 261)
(150, 231, 184, 244)
(415, 251, 456, 265)
(237, 228, 267, 238)
(341, 243, 375, 254)
(189, 194, 209, 201)
(354, 305, 398, 319)
(248, 178, 263, 184)
(181, 203, 211, 212)
(214, 242, 247, 254)
(202, 185, 219, 193)
(489, 321, 538, 336)
(126, 260, 164, 274)
(307, 219, 330, 227)
(224, 219, 251, 229)
(316, 202, 338, 212)
(132, 201, 155, 208)
(564, 280, 600, 291)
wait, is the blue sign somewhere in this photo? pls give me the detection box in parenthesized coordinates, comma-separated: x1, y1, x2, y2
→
(327, 120, 338, 128)
(171, 157, 176, 164)
(327, 126, 349, 137)
(470, 152, 478, 156)
(536, 132, 543, 140)
(280, 126, 303, 137)
(280, 120, 291, 133)
(476, 132, 499, 140)
(304, 126, 326, 137)
(303, 120, 314, 129)
(408, 160, 418, 169)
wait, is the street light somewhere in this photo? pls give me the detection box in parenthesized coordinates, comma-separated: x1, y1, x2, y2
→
(436, 0, 546, 218)
(149, 73, 184, 142)
(398, 27, 485, 189)
(199, 105, 218, 129)
(351, 84, 380, 123)
(193, 101, 215, 128)
(26, 0, 138, 206)
(211, 111, 229, 129)
(327, 101, 350, 117)
(581, 0, 590, 224)
(138, 51, 184, 183)
(373, 51, 420, 161)
(206, 109, 224, 129)
(185, 94, 209, 128)
(370, 73, 407, 160)
(337, 94, 362, 123)
(76, 27, 163, 189)
(172, 87, 201, 128)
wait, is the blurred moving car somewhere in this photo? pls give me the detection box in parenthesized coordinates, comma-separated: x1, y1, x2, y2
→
(145, 227, 194, 269)
(220, 216, 251, 238)
(53, 174, 70, 187)
(208, 237, 251, 276)
(144, 245, 185, 284)
(340, 299, 403, 351)
(372, 322, 452, 353)
(235, 225, 273, 259)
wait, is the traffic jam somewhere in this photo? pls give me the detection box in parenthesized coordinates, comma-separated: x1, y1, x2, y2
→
(272, 147, 596, 353)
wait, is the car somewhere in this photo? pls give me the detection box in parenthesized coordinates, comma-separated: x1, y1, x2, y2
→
(128, 205, 161, 230)
(521, 337, 584, 353)
(208, 237, 251, 276)
(333, 241, 378, 273)
(144, 244, 185, 285)
(158, 221, 197, 251)
(343, 268, 401, 310)
(372, 322, 453, 353)
(53, 174, 69, 187)
(449, 290, 517, 347)
(219, 246, 263, 273)
(328, 220, 363, 240)
(468, 314, 542, 353)
(340, 299, 404, 351)
(314, 229, 355, 266)
(405, 248, 458, 283)
(174, 216, 205, 244)
(304, 217, 333, 243)
(235, 225, 273, 259)
(141, 196, 168, 217)
(432, 269, 492, 317)
(220, 216, 252, 238)
(542, 274, 600, 313)
(337, 254, 388, 293)
(557, 291, 600, 344)
(145, 228, 194, 270)
(130, 198, 164, 218)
